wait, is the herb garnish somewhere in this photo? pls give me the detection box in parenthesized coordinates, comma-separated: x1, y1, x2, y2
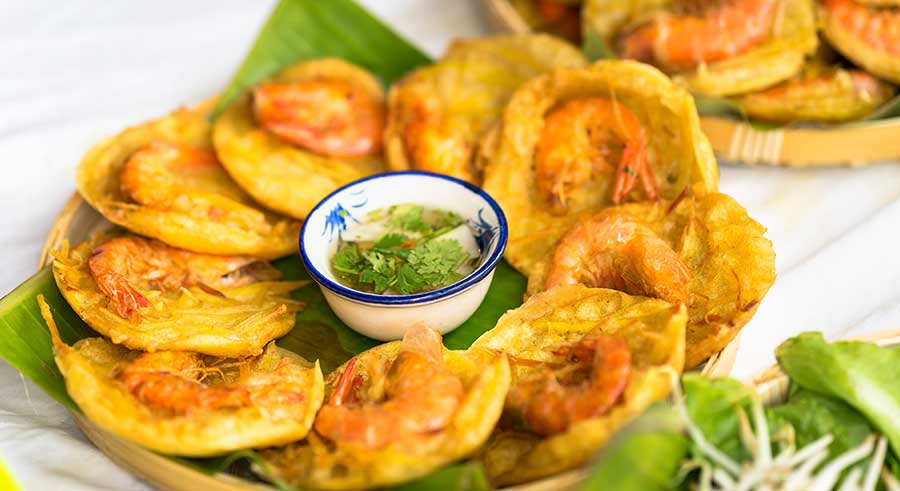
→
(330, 204, 474, 294)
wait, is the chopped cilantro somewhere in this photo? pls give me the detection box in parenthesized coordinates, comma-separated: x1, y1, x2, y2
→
(329, 204, 473, 295)
(374, 232, 409, 249)
(331, 245, 364, 275)
(407, 239, 467, 286)
(394, 263, 424, 295)
(388, 204, 430, 233)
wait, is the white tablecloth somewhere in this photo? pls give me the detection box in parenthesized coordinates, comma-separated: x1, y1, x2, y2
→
(1, 1, 898, 489)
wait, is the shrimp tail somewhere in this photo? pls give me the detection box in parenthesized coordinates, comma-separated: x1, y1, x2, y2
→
(330, 357, 360, 406)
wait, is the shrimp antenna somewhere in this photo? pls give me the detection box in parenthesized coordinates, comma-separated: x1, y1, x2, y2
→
(37, 295, 64, 348)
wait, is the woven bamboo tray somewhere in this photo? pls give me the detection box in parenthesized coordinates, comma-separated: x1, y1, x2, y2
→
(38, 192, 739, 491)
(480, 0, 900, 167)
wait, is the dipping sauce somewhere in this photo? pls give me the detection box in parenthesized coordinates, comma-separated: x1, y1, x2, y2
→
(330, 204, 480, 294)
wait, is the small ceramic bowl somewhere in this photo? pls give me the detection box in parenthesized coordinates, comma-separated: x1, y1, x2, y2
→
(300, 171, 508, 341)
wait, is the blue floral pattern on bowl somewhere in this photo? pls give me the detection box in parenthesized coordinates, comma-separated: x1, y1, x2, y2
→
(467, 208, 499, 256)
(321, 189, 368, 242)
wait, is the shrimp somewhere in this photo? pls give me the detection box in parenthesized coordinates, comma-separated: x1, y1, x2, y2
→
(253, 79, 386, 158)
(534, 97, 658, 208)
(88, 236, 280, 321)
(119, 141, 266, 228)
(619, 0, 777, 69)
(505, 334, 631, 435)
(822, 0, 900, 56)
(535, 0, 582, 42)
(313, 326, 465, 449)
(544, 214, 691, 305)
(117, 350, 306, 415)
(398, 94, 479, 184)
(117, 351, 250, 413)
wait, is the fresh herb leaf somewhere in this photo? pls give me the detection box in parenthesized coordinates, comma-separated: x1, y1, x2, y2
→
(408, 239, 468, 288)
(394, 263, 425, 295)
(432, 209, 464, 230)
(389, 204, 430, 233)
(330, 205, 472, 294)
(332, 244, 364, 275)
(359, 249, 396, 292)
(374, 233, 410, 249)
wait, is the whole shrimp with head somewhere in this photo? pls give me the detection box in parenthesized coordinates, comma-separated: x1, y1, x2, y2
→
(619, 0, 778, 69)
(313, 326, 465, 449)
(542, 213, 691, 305)
(88, 235, 280, 321)
(534, 96, 658, 211)
(506, 333, 632, 435)
(117, 349, 307, 415)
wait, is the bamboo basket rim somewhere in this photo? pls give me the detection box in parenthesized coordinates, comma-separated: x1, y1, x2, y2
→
(37, 192, 738, 491)
(479, 0, 900, 167)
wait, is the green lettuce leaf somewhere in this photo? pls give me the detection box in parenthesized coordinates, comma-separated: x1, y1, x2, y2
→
(776, 332, 900, 455)
(681, 373, 755, 462)
(579, 403, 688, 491)
(767, 388, 872, 458)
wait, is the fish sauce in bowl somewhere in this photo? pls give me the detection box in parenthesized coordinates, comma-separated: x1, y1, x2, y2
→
(330, 204, 481, 295)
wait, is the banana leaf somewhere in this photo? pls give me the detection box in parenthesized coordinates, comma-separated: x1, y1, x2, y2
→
(862, 93, 900, 121)
(0, 1, 517, 489)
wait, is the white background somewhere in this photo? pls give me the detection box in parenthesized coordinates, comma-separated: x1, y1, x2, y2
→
(1, 1, 899, 489)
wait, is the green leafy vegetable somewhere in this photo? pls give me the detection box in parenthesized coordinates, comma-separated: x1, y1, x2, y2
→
(682, 373, 755, 463)
(776, 331, 900, 456)
(767, 388, 872, 459)
(579, 403, 688, 491)
(391, 462, 490, 491)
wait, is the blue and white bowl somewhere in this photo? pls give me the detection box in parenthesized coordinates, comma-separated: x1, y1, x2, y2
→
(300, 171, 508, 341)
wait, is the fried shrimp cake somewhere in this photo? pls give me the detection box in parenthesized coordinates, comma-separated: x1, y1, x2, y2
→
(52, 234, 305, 357)
(527, 192, 775, 369)
(258, 326, 511, 490)
(213, 59, 387, 219)
(39, 295, 323, 457)
(77, 99, 300, 258)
